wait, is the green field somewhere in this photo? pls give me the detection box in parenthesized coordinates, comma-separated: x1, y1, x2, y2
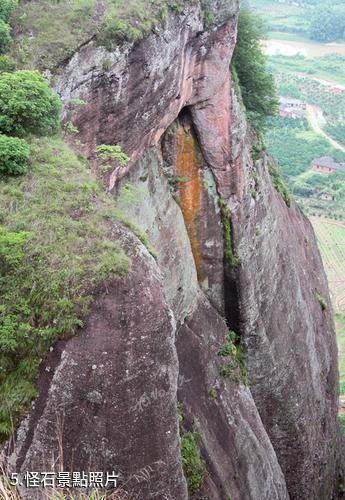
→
(336, 313, 345, 395)
(310, 219, 345, 394)
(311, 219, 345, 312)
(247, 0, 308, 34)
(268, 55, 345, 86)
(268, 32, 315, 43)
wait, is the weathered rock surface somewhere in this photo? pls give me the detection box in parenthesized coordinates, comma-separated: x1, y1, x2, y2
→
(4, 0, 342, 499)
(6, 224, 187, 499)
(227, 90, 340, 499)
(55, 0, 238, 196)
(232, 155, 339, 499)
(176, 293, 289, 500)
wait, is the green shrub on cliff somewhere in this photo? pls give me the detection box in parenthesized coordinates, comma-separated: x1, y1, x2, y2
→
(96, 144, 129, 167)
(97, 0, 184, 49)
(180, 431, 206, 495)
(0, 55, 15, 73)
(218, 330, 247, 383)
(0, 19, 11, 54)
(0, 0, 18, 21)
(0, 0, 18, 55)
(232, 8, 278, 131)
(0, 70, 60, 137)
(0, 134, 29, 175)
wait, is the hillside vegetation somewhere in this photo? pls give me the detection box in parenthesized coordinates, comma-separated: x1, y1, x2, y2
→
(232, 8, 278, 132)
(0, 136, 132, 439)
(265, 116, 345, 219)
(248, 0, 345, 42)
(7, 0, 205, 71)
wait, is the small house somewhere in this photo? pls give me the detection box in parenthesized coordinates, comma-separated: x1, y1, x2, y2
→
(279, 97, 306, 118)
(311, 156, 345, 174)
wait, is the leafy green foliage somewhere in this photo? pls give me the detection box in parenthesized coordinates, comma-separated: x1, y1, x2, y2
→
(208, 386, 218, 400)
(218, 332, 238, 357)
(0, 55, 15, 73)
(0, 136, 130, 440)
(218, 330, 247, 383)
(265, 114, 345, 218)
(232, 8, 278, 131)
(0, 0, 18, 21)
(9, 0, 96, 70)
(0, 19, 11, 54)
(97, 0, 183, 50)
(95, 144, 129, 167)
(0, 134, 29, 175)
(0, 0, 18, 55)
(324, 124, 345, 148)
(64, 121, 79, 135)
(0, 70, 61, 137)
(219, 364, 233, 379)
(180, 432, 206, 495)
(309, 4, 345, 42)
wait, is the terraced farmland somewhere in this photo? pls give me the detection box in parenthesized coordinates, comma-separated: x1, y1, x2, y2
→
(310, 217, 345, 313)
(310, 217, 345, 395)
(336, 313, 345, 395)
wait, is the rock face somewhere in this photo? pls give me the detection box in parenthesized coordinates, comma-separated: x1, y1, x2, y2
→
(228, 91, 340, 499)
(7, 225, 188, 499)
(4, 1, 341, 499)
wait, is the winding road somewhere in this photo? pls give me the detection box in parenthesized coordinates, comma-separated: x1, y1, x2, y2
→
(306, 104, 345, 153)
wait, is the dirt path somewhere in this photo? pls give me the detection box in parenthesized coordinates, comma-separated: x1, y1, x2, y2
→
(306, 104, 345, 153)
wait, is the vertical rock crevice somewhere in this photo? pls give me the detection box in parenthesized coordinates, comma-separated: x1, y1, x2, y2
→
(162, 108, 226, 315)
(175, 110, 204, 284)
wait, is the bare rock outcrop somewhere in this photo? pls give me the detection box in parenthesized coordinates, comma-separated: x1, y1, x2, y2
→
(6, 224, 187, 499)
(227, 90, 340, 499)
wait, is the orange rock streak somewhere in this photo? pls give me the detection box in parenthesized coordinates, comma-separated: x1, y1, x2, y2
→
(176, 127, 204, 282)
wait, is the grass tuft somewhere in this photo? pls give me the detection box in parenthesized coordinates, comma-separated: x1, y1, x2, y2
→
(315, 291, 327, 311)
(268, 157, 291, 207)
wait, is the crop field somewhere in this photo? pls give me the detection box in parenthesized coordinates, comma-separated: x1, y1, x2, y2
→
(310, 218, 345, 395)
(247, 0, 308, 34)
(336, 313, 345, 395)
(310, 217, 345, 312)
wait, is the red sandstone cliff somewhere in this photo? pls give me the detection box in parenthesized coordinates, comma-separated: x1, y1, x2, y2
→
(4, 1, 341, 498)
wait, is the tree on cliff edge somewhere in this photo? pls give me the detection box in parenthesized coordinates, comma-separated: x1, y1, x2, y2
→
(232, 8, 278, 132)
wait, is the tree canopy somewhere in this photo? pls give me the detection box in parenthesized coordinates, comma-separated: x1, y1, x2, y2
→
(232, 8, 278, 132)
(0, 70, 61, 137)
(0, 0, 17, 54)
(309, 4, 345, 42)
